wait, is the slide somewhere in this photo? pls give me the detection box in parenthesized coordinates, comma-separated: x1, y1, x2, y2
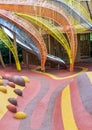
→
(2, 27, 66, 68)
(51, 0, 92, 29)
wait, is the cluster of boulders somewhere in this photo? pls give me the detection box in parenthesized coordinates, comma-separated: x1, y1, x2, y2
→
(0, 74, 30, 119)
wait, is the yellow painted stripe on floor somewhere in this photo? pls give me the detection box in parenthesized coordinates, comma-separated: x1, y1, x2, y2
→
(0, 85, 24, 119)
(61, 85, 78, 130)
(33, 66, 88, 80)
(86, 72, 92, 84)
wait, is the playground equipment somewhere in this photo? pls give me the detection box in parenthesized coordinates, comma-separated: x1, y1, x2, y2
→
(0, 1, 77, 72)
(0, 29, 21, 71)
(51, 0, 92, 29)
(0, 10, 47, 71)
(0, 10, 66, 70)
(2, 24, 66, 69)
(0, 0, 91, 71)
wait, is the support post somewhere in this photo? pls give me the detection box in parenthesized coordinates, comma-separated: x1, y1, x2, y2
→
(13, 32, 17, 51)
(48, 34, 50, 54)
(26, 52, 29, 70)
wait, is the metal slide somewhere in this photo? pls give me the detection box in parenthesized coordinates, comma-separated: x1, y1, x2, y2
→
(1, 20, 66, 68)
(3, 27, 66, 68)
(0, 17, 40, 58)
(51, 0, 92, 29)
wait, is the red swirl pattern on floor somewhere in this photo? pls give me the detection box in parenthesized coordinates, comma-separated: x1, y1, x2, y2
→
(0, 64, 92, 130)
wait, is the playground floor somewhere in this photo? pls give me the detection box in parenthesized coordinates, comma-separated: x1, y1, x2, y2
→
(0, 62, 92, 130)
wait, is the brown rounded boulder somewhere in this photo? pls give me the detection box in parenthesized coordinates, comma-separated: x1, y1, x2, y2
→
(9, 75, 25, 86)
(8, 98, 17, 106)
(14, 89, 23, 96)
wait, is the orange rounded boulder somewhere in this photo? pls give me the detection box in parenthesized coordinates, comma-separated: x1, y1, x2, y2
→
(7, 105, 17, 113)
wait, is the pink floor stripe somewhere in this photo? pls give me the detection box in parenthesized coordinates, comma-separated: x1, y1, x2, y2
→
(52, 93, 64, 130)
(70, 78, 92, 130)
(30, 81, 60, 129)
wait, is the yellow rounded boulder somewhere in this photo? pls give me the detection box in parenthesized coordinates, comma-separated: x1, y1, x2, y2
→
(0, 86, 7, 93)
(21, 76, 30, 83)
(14, 112, 27, 119)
